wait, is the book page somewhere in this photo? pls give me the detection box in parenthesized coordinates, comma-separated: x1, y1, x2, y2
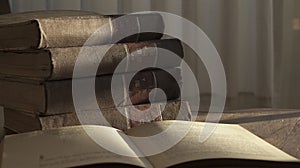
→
(1, 125, 151, 168)
(125, 121, 299, 168)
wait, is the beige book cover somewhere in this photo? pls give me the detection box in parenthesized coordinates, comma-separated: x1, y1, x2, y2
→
(0, 10, 164, 50)
(0, 39, 183, 80)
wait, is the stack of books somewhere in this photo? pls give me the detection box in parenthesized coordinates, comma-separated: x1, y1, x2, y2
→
(0, 10, 191, 134)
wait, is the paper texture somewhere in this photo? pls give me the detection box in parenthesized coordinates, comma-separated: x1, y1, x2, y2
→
(1, 126, 150, 168)
(126, 121, 299, 167)
(1, 121, 299, 168)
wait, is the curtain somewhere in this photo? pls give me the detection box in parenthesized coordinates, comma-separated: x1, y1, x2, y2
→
(8, 0, 300, 110)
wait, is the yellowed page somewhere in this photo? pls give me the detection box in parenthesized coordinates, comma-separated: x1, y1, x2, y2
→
(125, 121, 299, 168)
(1, 125, 150, 168)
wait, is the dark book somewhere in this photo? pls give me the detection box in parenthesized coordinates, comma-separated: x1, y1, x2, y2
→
(0, 39, 183, 80)
(1, 121, 299, 167)
(0, 10, 164, 50)
(0, 68, 181, 115)
(4, 101, 191, 133)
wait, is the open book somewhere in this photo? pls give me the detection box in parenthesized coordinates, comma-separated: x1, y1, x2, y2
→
(1, 121, 299, 168)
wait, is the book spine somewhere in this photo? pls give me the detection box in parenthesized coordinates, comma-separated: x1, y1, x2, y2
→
(38, 14, 164, 49)
(38, 101, 191, 132)
(45, 68, 182, 115)
(50, 39, 183, 80)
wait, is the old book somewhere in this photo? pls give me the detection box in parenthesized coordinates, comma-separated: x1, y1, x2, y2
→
(0, 10, 164, 50)
(4, 101, 191, 133)
(0, 68, 181, 115)
(0, 39, 183, 80)
(1, 121, 299, 168)
(196, 109, 300, 159)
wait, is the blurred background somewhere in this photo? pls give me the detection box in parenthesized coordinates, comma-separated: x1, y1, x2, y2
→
(4, 0, 300, 110)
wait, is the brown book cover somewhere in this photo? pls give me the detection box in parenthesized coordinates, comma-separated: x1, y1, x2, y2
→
(0, 39, 183, 80)
(0, 10, 164, 50)
(4, 101, 191, 133)
(0, 68, 181, 115)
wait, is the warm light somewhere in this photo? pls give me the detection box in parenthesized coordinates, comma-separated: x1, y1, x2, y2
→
(293, 18, 300, 30)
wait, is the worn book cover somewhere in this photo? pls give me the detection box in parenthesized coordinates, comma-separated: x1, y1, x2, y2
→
(0, 68, 181, 115)
(0, 39, 183, 80)
(0, 10, 164, 50)
(4, 101, 191, 133)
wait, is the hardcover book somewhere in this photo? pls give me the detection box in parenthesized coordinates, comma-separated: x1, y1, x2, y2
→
(0, 39, 183, 80)
(0, 10, 164, 50)
(1, 121, 299, 168)
(4, 101, 191, 133)
(0, 68, 181, 115)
